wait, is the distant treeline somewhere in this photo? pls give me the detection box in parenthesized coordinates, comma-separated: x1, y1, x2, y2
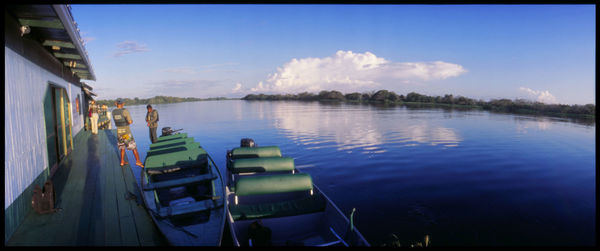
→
(96, 96, 229, 107)
(243, 90, 595, 118)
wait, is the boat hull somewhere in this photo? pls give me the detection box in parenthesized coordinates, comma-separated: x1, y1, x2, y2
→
(141, 134, 226, 246)
(224, 145, 369, 246)
(150, 203, 225, 246)
(226, 182, 369, 246)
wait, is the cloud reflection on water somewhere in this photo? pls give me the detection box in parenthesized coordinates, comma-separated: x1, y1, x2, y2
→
(268, 102, 463, 154)
(515, 116, 553, 134)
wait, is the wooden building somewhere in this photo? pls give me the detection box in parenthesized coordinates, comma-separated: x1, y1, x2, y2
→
(4, 4, 96, 241)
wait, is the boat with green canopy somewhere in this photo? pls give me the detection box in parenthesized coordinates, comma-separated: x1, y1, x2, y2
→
(140, 128, 226, 246)
(225, 138, 370, 246)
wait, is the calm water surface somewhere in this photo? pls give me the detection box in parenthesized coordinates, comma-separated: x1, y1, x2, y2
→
(119, 100, 595, 246)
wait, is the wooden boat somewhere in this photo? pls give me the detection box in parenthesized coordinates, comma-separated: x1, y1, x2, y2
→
(225, 139, 370, 246)
(140, 130, 226, 246)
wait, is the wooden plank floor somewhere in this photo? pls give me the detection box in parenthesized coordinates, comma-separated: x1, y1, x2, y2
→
(6, 130, 167, 246)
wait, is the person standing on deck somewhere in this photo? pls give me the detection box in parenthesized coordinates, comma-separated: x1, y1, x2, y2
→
(112, 98, 144, 168)
(103, 105, 112, 129)
(88, 100, 99, 135)
(145, 104, 158, 143)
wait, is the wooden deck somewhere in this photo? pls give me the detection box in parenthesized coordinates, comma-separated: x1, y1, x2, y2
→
(6, 129, 167, 246)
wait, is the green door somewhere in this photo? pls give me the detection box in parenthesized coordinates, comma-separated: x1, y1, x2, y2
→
(46, 85, 74, 167)
(43, 86, 59, 169)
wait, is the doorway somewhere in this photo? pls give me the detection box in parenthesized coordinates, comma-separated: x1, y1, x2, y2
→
(43, 84, 73, 175)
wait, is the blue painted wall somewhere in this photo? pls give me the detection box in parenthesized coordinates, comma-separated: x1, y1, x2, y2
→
(4, 46, 85, 241)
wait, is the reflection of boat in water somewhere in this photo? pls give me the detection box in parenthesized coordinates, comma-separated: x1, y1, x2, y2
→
(225, 138, 370, 246)
(140, 128, 226, 246)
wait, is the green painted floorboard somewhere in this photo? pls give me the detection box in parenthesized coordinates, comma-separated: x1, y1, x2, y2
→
(6, 130, 167, 246)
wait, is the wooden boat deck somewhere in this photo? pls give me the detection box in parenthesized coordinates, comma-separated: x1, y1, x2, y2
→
(6, 129, 167, 246)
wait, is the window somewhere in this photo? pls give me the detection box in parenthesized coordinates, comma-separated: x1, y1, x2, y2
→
(75, 94, 81, 114)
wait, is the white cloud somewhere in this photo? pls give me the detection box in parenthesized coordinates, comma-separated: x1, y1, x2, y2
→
(519, 87, 558, 104)
(232, 83, 243, 93)
(82, 37, 96, 45)
(113, 40, 149, 57)
(250, 50, 467, 93)
(519, 87, 537, 96)
(79, 31, 96, 45)
(250, 82, 265, 92)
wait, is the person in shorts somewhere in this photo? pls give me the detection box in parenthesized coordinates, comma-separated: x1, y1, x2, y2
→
(112, 98, 144, 167)
(89, 100, 99, 135)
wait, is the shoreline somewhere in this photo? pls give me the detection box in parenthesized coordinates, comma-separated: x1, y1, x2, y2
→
(96, 95, 594, 121)
(242, 99, 596, 121)
(242, 90, 595, 120)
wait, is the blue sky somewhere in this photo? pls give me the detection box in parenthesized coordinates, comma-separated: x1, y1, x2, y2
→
(72, 4, 595, 105)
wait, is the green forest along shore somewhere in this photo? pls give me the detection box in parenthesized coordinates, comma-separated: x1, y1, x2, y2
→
(96, 96, 231, 107)
(95, 91, 594, 119)
(242, 90, 595, 119)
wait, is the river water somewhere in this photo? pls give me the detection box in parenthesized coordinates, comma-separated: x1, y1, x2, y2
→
(119, 100, 595, 246)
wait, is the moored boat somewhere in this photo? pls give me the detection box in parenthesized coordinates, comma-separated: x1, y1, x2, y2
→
(140, 128, 226, 246)
(225, 138, 370, 246)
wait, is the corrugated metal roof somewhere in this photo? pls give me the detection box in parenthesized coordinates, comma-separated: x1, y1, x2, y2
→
(6, 4, 96, 81)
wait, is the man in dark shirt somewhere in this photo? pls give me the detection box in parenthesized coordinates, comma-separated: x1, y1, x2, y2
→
(112, 98, 144, 167)
(145, 104, 159, 143)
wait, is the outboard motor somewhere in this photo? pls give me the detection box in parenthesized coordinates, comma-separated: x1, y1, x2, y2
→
(227, 138, 256, 187)
(161, 127, 183, 137)
(240, 138, 256, 147)
(161, 127, 173, 136)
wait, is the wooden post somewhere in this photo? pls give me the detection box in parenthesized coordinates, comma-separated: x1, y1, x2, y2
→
(68, 98, 73, 150)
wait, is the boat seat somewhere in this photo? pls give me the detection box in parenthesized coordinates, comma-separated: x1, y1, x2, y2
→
(149, 137, 195, 150)
(155, 133, 187, 143)
(145, 147, 208, 169)
(230, 146, 282, 159)
(230, 157, 295, 174)
(229, 193, 326, 221)
(146, 142, 202, 157)
(143, 173, 218, 191)
(158, 198, 224, 218)
(232, 173, 313, 196)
